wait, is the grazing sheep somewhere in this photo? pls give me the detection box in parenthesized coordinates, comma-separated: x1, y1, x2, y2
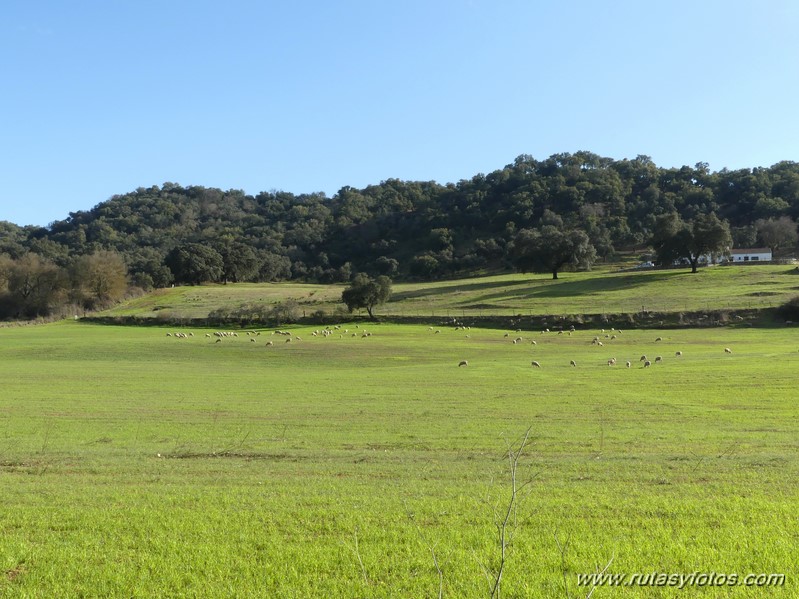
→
(724, 348, 732, 354)
(286, 338, 292, 343)
(607, 358, 616, 366)
(611, 335, 617, 340)
(205, 333, 211, 338)
(597, 341, 604, 347)
(640, 355, 647, 361)
(644, 360, 651, 367)
(515, 337, 523, 342)
(530, 340, 537, 345)
(626, 361, 631, 368)
(675, 351, 682, 356)
(166, 333, 172, 337)
(655, 356, 662, 363)
(266, 341, 274, 346)
(215, 339, 221, 343)
(531, 360, 541, 368)
(655, 337, 663, 342)
(435, 330, 441, 334)
(503, 333, 509, 338)
(458, 360, 468, 367)
(251, 338, 256, 343)
(570, 360, 577, 367)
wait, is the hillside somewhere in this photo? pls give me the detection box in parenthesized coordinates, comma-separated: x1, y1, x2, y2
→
(2, 152, 799, 289)
(100, 264, 799, 321)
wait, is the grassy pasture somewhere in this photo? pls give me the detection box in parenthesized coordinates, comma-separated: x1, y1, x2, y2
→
(103, 264, 799, 320)
(0, 321, 797, 597)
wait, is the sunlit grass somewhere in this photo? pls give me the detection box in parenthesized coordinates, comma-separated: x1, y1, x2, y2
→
(0, 321, 796, 596)
(103, 264, 799, 320)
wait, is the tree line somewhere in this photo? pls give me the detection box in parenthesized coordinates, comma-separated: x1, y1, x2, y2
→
(1, 152, 799, 317)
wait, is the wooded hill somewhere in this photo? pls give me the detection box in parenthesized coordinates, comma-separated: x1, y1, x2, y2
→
(2, 152, 799, 290)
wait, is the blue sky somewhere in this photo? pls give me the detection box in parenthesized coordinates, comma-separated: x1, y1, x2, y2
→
(2, 0, 799, 226)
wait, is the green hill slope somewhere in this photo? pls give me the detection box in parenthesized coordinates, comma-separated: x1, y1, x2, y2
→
(101, 264, 799, 320)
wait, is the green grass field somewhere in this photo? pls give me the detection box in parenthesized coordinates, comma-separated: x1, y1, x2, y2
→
(104, 264, 799, 320)
(1, 319, 797, 597)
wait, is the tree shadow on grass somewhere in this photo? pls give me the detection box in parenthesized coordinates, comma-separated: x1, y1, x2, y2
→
(390, 278, 531, 302)
(457, 270, 691, 305)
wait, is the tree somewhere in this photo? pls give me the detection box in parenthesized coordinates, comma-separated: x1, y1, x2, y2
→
(687, 212, 732, 272)
(373, 256, 399, 276)
(652, 212, 732, 273)
(755, 216, 798, 255)
(165, 243, 224, 285)
(71, 250, 128, 308)
(341, 274, 392, 319)
(217, 241, 260, 283)
(2, 253, 66, 318)
(651, 212, 690, 267)
(511, 226, 596, 279)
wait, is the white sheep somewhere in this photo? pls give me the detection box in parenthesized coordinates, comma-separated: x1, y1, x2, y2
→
(640, 355, 647, 361)
(724, 348, 732, 354)
(626, 361, 631, 368)
(644, 360, 651, 367)
(530, 340, 537, 345)
(458, 360, 468, 367)
(608, 358, 616, 366)
(570, 360, 577, 367)
(675, 351, 682, 356)
(655, 337, 663, 342)
(531, 360, 541, 368)
(655, 356, 662, 363)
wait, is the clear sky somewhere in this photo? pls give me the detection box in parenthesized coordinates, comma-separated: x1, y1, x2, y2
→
(3, 0, 799, 227)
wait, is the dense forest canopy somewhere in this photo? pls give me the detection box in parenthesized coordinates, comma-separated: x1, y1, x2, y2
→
(1, 152, 798, 303)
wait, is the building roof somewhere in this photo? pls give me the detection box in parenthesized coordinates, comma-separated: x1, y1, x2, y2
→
(731, 248, 771, 254)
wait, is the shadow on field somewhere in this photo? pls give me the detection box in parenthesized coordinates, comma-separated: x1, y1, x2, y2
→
(391, 279, 531, 302)
(458, 271, 690, 305)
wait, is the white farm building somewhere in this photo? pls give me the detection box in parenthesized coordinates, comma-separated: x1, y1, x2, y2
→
(730, 248, 772, 263)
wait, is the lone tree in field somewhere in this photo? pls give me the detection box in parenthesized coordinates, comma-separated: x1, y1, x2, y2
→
(652, 212, 732, 272)
(511, 226, 596, 279)
(342, 274, 392, 319)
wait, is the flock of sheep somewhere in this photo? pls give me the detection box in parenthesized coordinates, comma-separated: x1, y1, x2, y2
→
(164, 323, 736, 369)
(448, 324, 735, 369)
